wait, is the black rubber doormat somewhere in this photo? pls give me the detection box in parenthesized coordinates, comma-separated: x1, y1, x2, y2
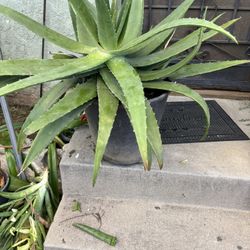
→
(160, 100, 249, 144)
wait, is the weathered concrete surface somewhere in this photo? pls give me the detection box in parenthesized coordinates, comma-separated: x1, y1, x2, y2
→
(45, 196, 250, 250)
(60, 97, 250, 210)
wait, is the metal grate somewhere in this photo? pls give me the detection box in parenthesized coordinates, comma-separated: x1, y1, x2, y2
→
(160, 100, 249, 144)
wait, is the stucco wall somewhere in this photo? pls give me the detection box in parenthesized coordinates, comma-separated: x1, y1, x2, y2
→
(0, 1, 43, 59)
(0, 0, 98, 106)
(0, 0, 98, 59)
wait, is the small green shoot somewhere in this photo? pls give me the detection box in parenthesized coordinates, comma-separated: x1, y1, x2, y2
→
(73, 223, 117, 246)
(71, 200, 81, 212)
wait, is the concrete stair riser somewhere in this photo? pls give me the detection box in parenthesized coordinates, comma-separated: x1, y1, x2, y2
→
(61, 161, 250, 211)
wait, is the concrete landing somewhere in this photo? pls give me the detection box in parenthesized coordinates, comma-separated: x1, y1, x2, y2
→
(59, 97, 250, 211)
(44, 196, 250, 250)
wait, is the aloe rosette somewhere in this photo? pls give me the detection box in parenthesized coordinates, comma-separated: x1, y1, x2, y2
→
(0, 0, 249, 185)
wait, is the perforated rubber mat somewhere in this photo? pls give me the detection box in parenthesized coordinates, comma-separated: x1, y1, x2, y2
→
(160, 100, 249, 144)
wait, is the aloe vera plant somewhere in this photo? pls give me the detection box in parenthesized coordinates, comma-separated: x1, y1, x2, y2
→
(0, 0, 249, 185)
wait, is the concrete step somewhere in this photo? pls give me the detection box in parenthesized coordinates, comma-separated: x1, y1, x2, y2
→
(59, 98, 250, 210)
(60, 121, 250, 210)
(59, 97, 250, 211)
(44, 195, 250, 250)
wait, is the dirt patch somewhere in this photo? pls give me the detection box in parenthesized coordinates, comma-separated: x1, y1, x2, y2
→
(0, 104, 32, 126)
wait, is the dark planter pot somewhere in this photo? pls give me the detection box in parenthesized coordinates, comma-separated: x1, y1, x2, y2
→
(85, 91, 168, 165)
(0, 169, 9, 204)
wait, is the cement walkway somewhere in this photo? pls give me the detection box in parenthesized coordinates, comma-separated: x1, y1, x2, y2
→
(45, 196, 250, 250)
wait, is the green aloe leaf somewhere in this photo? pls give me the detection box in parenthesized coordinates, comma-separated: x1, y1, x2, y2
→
(136, 0, 194, 56)
(103, 70, 166, 171)
(52, 52, 76, 59)
(101, 68, 164, 169)
(69, 0, 99, 46)
(147, 141, 153, 171)
(103, 0, 111, 9)
(111, 0, 118, 26)
(5, 149, 18, 177)
(0, 123, 22, 147)
(68, 0, 97, 41)
(45, 190, 55, 223)
(18, 79, 75, 150)
(128, 18, 238, 67)
(95, 0, 117, 50)
(140, 28, 204, 81)
(8, 175, 29, 192)
(0, 59, 74, 76)
(119, 0, 144, 46)
(116, 0, 131, 37)
(143, 81, 210, 138)
(145, 101, 164, 168)
(73, 223, 117, 246)
(92, 77, 119, 186)
(68, 3, 78, 40)
(169, 60, 250, 79)
(24, 79, 97, 135)
(76, 19, 98, 47)
(100, 68, 126, 103)
(0, 170, 48, 200)
(0, 50, 111, 97)
(48, 143, 59, 203)
(78, 0, 97, 21)
(35, 221, 45, 248)
(33, 184, 47, 214)
(107, 58, 148, 169)
(22, 106, 84, 171)
(0, 4, 94, 54)
(0, 76, 24, 87)
(118, 18, 238, 55)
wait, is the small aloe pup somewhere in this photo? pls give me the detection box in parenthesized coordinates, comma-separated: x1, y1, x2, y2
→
(0, 0, 249, 185)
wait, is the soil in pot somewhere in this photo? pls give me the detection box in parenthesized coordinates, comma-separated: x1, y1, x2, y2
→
(85, 89, 168, 165)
